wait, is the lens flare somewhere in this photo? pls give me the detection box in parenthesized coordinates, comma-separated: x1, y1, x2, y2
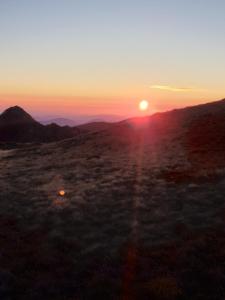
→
(59, 190, 65, 196)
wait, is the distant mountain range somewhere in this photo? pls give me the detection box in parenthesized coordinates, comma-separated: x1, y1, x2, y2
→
(0, 106, 116, 145)
(1, 99, 225, 166)
(0, 106, 78, 143)
(37, 114, 124, 127)
(41, 118, 78, 127)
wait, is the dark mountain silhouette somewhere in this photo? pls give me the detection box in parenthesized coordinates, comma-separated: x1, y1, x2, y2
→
(0, 106, 78, 143)
(110, 98, 225, 143)
(72, 98, 225, 169)
(0, 106, 35, 126)
(1, 98, 225, 154)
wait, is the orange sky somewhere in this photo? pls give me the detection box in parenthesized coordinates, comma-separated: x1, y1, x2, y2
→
(0, 90, 224, 118)
(1, 1, 225, 118)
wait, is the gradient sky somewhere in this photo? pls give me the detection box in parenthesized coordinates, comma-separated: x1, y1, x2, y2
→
(1, 0, 225, 117)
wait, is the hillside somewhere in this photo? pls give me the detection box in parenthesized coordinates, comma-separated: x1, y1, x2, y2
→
(76, 121, 113, 133)
(1, 99, 225, 299)
(0, 106, 78, 143)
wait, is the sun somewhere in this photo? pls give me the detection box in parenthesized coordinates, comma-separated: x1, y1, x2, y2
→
(139, 100, 149, 111)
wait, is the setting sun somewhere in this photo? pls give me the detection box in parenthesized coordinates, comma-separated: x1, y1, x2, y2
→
(139, 100, 149, 111)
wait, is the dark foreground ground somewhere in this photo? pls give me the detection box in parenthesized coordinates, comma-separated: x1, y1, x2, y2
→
(1, 127, 225, 299)
(0, 219, 225, 299)
(1, 219, 225, 300)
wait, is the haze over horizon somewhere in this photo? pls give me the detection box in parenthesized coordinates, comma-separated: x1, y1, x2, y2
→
(1, 0, 225, 117)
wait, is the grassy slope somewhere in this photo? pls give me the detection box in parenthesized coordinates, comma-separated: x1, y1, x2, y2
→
(1, 100, 225, 299)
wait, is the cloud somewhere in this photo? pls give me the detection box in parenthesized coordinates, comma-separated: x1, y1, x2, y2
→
(150, 85, 196, 92)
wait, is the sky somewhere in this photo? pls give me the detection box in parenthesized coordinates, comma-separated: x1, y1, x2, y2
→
(0, 0, 225, 118)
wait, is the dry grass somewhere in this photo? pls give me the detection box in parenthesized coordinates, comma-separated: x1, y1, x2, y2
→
(0, 131, 225, 299)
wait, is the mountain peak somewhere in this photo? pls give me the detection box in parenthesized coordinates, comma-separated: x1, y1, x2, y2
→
(0, 105, 77, 143)
(0, 106, 35, 125)
(2, 105, 30, 115)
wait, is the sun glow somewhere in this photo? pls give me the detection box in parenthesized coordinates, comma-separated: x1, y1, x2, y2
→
(139, 100, 149, 111)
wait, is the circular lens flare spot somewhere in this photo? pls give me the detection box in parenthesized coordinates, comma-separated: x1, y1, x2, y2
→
(59, 190, 65, 197)
(139, 100, 149, 111)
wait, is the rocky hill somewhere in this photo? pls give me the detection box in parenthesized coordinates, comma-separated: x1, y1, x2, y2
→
(0, 106, 78, 143)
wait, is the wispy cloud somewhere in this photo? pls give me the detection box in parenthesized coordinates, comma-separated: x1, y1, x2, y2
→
(150, 85, 197, 92)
